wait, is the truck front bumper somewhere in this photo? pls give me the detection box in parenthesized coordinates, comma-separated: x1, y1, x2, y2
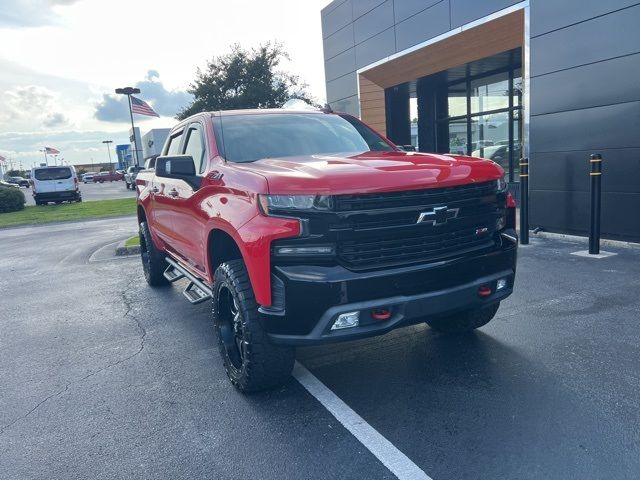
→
(259, 230, 518, 346)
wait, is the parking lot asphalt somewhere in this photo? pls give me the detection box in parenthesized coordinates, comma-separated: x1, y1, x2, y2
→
(1, 217, 639, 480)
(21, 180, 136, 206)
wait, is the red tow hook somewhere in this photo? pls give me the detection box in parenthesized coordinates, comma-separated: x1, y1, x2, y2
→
(478, 286, 493, 297)
(371, 308, 392, 321)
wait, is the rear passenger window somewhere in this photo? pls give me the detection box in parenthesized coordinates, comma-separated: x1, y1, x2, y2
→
(183, 125, 206, 173)
(166, 131, 183, 155)
(34, 168, 72, 180)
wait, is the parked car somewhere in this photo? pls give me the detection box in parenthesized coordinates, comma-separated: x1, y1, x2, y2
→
(124, 166, 144, 190)
(135, 108, 518, 393)
(144, 155, 159, 170)
(0, 179, 19, 188)
(31, 166, 82, 205)
(472, 144, 522, 166)
(82, 171, 98, 183)
(93, 171, 123, 183)
(7, 176, 30, 188)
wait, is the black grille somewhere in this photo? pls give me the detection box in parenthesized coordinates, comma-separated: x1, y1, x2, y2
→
(334, 181, 498, 212)
(333, 181, 502, 270)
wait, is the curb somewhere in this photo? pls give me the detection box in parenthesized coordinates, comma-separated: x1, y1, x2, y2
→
(115, 238, 141, 256)
(532, 231, 640, 249)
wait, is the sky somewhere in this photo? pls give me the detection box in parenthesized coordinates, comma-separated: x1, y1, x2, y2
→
(0, 0, 332, 169)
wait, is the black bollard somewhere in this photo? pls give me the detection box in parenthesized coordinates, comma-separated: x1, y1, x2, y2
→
(519, 157, 529, 244)
(589, 154, 602, 254)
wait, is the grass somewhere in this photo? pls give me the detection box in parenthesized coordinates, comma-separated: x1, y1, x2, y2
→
(124, 235, 140, 247)
(0, 198, 136, 228)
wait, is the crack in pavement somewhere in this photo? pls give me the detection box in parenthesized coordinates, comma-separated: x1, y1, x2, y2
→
(0, 278, 146, 436)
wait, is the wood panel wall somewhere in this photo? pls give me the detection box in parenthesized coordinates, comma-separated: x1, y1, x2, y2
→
(358, 75, 387, 137)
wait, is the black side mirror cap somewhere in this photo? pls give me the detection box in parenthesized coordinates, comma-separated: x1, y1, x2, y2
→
(156, 155, 202, 190)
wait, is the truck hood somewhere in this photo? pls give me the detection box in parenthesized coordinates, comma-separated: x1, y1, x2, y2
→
(234, 151, 503, 195)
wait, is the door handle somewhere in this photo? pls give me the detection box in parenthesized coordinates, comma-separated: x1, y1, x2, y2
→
(168, 188, 179, 197)
(208, 171, 224, 181)
(151, 186, 159, 193)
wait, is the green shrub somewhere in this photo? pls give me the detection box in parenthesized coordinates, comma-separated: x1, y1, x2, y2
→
(0, 186, 26, 213)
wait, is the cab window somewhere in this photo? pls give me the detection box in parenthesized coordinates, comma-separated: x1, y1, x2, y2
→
(166, 130, 183, 155)
(182, 125, 207, 173)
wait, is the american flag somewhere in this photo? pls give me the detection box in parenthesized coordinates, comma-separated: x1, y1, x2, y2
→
(45, 147, 60, 154)
(131, 96, 159, 117)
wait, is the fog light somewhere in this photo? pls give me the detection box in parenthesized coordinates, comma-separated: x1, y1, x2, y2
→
(331, 311, 359, 330)
(274, 245, 334, 255)
(496, 278, 508, 291)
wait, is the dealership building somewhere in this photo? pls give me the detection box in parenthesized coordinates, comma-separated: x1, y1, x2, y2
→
(321, 0, 640, 241)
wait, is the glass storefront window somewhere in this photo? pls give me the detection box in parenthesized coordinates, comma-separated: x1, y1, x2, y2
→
(471, 111, 511, 175)
(513, 68, 522, 108)
(470, 74, 509, 114)
(447, 83, 467, 117)
(448, 118, 467, 155)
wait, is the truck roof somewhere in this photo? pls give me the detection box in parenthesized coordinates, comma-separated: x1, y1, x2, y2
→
(210, 108, 326, 117)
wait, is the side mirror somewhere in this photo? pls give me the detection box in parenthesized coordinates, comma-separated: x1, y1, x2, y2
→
(156, 155, 202, 190)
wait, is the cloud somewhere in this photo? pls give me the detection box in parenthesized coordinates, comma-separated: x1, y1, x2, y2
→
(0, 0, 82, 28)
(0, 85, 72, 129)
(43, 112, 69, 127)
(94, 70, 192, 122)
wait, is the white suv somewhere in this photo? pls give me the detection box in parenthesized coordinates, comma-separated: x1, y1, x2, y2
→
(31, 166, 82, 205)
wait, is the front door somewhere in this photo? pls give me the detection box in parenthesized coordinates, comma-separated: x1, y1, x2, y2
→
(169, 122, 209, 274)
(150, 129, 184, 250)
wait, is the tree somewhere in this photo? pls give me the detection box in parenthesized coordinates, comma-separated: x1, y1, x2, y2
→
(177, 43, 315, 119)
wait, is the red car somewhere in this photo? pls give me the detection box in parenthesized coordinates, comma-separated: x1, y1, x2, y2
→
(93, 171, 123, 183)
(135, 108, 518, 392)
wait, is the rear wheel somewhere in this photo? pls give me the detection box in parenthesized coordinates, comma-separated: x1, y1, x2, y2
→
(213, 260, 295, 393)
(426, 303, 500, 334)
(139, 221, 168, 286)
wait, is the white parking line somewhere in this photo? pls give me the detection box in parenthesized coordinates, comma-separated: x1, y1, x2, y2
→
(293, 362, 432, 480)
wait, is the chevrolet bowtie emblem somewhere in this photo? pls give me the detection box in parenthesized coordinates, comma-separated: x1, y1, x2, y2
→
(417, 206, 460, 226)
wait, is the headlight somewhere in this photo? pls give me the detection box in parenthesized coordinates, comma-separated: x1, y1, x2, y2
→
(496, 177, 508, 193)
(259, 194, 332, 215)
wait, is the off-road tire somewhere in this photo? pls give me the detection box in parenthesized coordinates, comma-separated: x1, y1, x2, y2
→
(139, 221, 168, 286)
(212, 260, 295, 393)
(427, 302, 500, 334)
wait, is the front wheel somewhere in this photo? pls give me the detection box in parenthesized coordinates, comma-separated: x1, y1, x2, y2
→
(212, 260, 295, 393)
(139, 221, 168, 286)
(426, 303, 500, 334)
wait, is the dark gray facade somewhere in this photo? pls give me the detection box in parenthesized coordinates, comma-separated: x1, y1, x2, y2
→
(321, 0, 640, 241)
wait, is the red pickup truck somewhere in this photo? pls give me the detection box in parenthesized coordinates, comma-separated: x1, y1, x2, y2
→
(135, 108, 518, 392)
(93, 171, 123, 183)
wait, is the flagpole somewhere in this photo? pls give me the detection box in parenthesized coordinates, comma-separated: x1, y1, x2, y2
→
(127, 94, 140, 167)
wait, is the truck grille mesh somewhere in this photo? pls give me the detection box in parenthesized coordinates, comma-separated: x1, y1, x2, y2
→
(333, 181, 501, 270)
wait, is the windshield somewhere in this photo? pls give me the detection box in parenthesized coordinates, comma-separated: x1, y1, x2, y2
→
(34, 167, 72, 180)
(214, 113, 394, 163)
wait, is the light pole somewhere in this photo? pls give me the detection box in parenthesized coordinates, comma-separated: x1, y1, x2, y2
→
(102, 140, 114, 172)
(115, 87, 141, 167)
(39, 148, 49, 166)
